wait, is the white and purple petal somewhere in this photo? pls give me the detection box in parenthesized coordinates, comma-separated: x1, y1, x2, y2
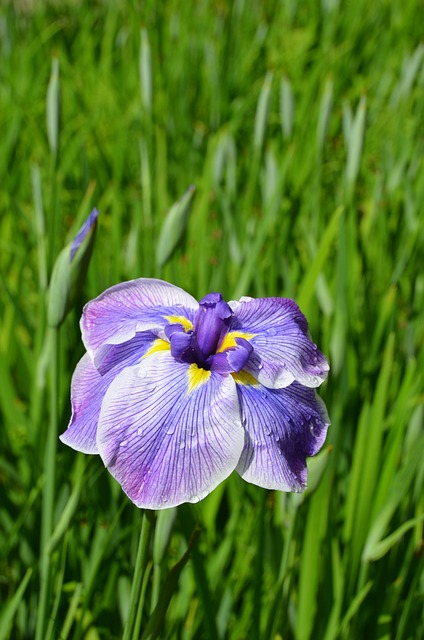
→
(229, 297, 329, 388)
(60, 332, 157, 454)
(235, 377, 330, 491)
(96, 352, 244, 509)
(81, 278, 198, 361)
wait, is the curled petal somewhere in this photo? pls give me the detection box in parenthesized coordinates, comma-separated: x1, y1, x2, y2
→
(165, 324, 203, 365)
(209, 338, 253, 374)
(96, 353, 244, 509)
(229, 297, 329, 388)
(81, 278, 198, 361)
(60, 332, 156, 453)
(235, 377, 330, 491)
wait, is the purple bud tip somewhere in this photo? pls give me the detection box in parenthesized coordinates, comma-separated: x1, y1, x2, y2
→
(70, 208, 99, 262)
(199, 292, 223, 306)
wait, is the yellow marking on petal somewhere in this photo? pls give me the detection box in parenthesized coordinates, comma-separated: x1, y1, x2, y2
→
(165, 315, 193, 332)
(143, 338, 170, 358)
(232, 370, 259, 386)
(218, 330, 256, 353)
(187, 363, 211, 393)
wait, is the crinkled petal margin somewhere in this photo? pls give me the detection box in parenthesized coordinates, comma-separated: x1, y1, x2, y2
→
(235, 378, 330, 492)
(96, 352, 244, 509)
(229, 297, 329, 388)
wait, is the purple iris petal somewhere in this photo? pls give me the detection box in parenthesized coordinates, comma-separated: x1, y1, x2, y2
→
(235, 380, 330, 491)
(164, 324, 186, 340)
(62, 277, 330, 508)
(209, 338, 253, 374)
(229, 297, 329, 388)
(166, 325, 204, 366)
(193, 293, 232, 358)
(70, 208, 99, 262)
(96, 352, 244, 509)
(60, 332, 157, 453)
(81, 278, 198, 362)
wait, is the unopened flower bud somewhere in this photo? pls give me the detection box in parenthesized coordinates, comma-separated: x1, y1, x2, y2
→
(47, 208, 99, 328)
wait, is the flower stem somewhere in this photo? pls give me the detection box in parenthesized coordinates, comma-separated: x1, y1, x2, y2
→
(179, 505, 219, 639)
(252, 490, 266, 640)
(123, 510, 155, 640)
(35, 327, 59, 640)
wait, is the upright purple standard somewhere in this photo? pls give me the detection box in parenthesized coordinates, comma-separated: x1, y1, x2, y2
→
(60, 279, 330, 509)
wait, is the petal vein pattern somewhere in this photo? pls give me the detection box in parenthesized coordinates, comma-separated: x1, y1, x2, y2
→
(60, 278, 330, 507)
(229, 297, 329, 388)
(60, 332, 157, 454)
(96, 352, 244, 509)
(236, 380, 330, 491)
(81, 278, 198, 361)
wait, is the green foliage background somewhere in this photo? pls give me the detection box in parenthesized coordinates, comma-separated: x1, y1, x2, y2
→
(1, 1, 423, 638)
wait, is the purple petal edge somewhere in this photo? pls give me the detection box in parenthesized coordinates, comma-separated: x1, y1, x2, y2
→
(96, 352, 244, 509)
(80, 278, 198, 358)
(229, 296, 329, 389)
(236, 380, 330, 492)
(59, 332, 156, 454)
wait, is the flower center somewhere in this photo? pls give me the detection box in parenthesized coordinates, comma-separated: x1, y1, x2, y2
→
(165, 293, 253, 374)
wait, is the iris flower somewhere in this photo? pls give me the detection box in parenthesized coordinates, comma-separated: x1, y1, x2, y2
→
(60, 279, 330, 509)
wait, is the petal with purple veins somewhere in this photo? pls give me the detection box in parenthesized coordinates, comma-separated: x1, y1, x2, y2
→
(81, 278, 198, 361)
(234, 374, 330, 491)
(229, 297, 329, 388)
(96, 352, 244, 509)
(59, 332, 157, 453)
